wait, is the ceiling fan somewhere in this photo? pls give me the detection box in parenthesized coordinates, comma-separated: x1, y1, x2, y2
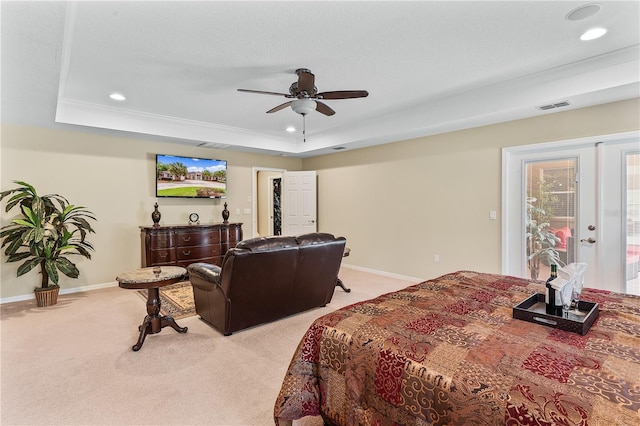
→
(237, 68, 369, 117)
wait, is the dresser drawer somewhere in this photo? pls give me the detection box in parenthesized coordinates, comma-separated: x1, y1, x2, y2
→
(176, 244, 220, 260)
(149, 248, 176, 265)
(148, 231, 175, 248)
(228, 229, 240, 242)
(176, 230, 220, 247)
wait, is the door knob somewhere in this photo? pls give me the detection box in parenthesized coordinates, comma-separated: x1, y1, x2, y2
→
(580, 237, 596, 244)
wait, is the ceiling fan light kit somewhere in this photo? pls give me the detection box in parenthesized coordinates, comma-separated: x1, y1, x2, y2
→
(291, 98, 316, 116)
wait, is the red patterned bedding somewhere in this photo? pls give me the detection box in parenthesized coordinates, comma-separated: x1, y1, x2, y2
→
(274, 271, 640, 425)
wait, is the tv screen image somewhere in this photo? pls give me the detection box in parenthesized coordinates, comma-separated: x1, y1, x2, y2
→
(156, 154, 227, 198)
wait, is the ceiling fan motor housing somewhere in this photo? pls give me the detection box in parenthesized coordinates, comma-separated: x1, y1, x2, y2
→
(289, 82, 317, 97)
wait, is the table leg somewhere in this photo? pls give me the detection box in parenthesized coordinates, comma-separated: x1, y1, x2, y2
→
(336, 248, 352, 293)
(131, 287, 187, 351)
(336, 278, 351, 293)
(161, 316, 188, 333)
(133, 315, 153, 352)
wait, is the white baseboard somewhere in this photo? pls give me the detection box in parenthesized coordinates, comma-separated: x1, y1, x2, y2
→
(0, 281, 119, 305)
(341, 263, 424, 283)
(1, 264, 422, 305)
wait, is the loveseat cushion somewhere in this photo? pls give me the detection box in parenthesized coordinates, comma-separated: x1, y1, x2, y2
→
(296, 232, 336, 245)
(235, 235, 298, 252)
(292, 233, 346, 310)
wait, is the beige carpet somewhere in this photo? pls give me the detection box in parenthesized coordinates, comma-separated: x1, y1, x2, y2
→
(0, 267, 420, 425)
(137, 281, 196, 319)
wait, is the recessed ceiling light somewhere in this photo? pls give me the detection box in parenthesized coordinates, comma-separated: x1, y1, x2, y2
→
(580, 27, 607, 41)
(566, 4, 601, 21)
(286, 126, 296, 133)
(109, 92, 126, 101)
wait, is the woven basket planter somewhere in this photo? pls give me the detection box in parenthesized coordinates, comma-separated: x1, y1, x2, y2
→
(35, 286, 60, 307)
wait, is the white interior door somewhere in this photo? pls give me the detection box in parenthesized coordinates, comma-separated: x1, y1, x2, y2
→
(282, 171, 317, 236)
(504, 135, 639, 294)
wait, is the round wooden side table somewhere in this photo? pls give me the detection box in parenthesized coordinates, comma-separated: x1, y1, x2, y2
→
(117, 266, 188, 351)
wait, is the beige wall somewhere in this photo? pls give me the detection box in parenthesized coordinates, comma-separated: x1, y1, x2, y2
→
(1, 98, 639, 300)
(0, 125, 302, 299)
(304, 98, 640, 280)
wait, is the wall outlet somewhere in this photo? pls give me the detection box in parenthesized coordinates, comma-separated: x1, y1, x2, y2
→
(489, 210, 497, 220)
(434, 254, 440, 263)
(236, 208, 241, 215)
(243, 208, 251, 215)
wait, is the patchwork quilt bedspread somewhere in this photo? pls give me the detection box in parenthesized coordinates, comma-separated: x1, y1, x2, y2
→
(274, 270, 640, 425)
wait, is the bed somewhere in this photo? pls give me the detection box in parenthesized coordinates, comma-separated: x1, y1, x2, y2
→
(274, 271, 640, 425)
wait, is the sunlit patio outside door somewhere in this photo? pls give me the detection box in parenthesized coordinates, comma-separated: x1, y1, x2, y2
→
(525, 159, 575, 282)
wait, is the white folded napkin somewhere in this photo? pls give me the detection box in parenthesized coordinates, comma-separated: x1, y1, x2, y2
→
(560, 262, 587, 292)
(550, 263, 588, 308)
(550, 275, 573, 307)
(550, 275, 569, 291)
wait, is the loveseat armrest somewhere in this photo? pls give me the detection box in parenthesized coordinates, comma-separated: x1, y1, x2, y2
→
(187, 263, 222, 291)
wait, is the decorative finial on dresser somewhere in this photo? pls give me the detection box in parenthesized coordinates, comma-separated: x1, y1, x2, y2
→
(151, 203, 161, 227)
(222, 202, 230, 223)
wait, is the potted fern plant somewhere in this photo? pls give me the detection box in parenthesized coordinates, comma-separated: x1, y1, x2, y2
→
(0, 181, 96, 306)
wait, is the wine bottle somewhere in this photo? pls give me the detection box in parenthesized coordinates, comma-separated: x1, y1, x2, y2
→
(545, 264, 559, 315)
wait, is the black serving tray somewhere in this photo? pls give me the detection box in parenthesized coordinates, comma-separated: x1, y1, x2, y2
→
(513, 293, 599, 335)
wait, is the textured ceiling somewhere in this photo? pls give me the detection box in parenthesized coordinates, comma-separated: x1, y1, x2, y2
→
(2, 1, 639, 157)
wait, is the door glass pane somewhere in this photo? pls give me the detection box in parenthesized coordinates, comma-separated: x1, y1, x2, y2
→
(627, 153, 640, 295)
(525, 159, 576, 280)
(273, 178, 282, 236)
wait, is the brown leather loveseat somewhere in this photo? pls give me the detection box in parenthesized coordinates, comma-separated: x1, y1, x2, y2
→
(187, 233, 347, 335)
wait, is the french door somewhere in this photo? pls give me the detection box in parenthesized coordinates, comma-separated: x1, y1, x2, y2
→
(503, 134, 639, 295)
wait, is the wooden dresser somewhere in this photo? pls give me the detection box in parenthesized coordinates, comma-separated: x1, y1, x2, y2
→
(140, 223, 243, 268)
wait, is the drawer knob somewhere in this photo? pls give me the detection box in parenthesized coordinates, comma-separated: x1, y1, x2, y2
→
(182, 250, 191, 256)
(183, 237, 191, 242)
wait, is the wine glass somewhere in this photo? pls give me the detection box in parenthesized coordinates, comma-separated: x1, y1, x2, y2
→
(572, 276, 584, 314)
(560, 282, 573, 318)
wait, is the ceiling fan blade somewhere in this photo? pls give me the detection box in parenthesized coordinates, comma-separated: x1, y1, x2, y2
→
(297, 69, 315, 94)
(315, 101, 335, 116)
(267, 101, 293, 114)
(238, 88, 292, 97)
(316, 90, 369, 100)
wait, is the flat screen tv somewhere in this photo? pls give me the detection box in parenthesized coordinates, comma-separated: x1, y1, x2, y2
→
(156, 154, 227, 198)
